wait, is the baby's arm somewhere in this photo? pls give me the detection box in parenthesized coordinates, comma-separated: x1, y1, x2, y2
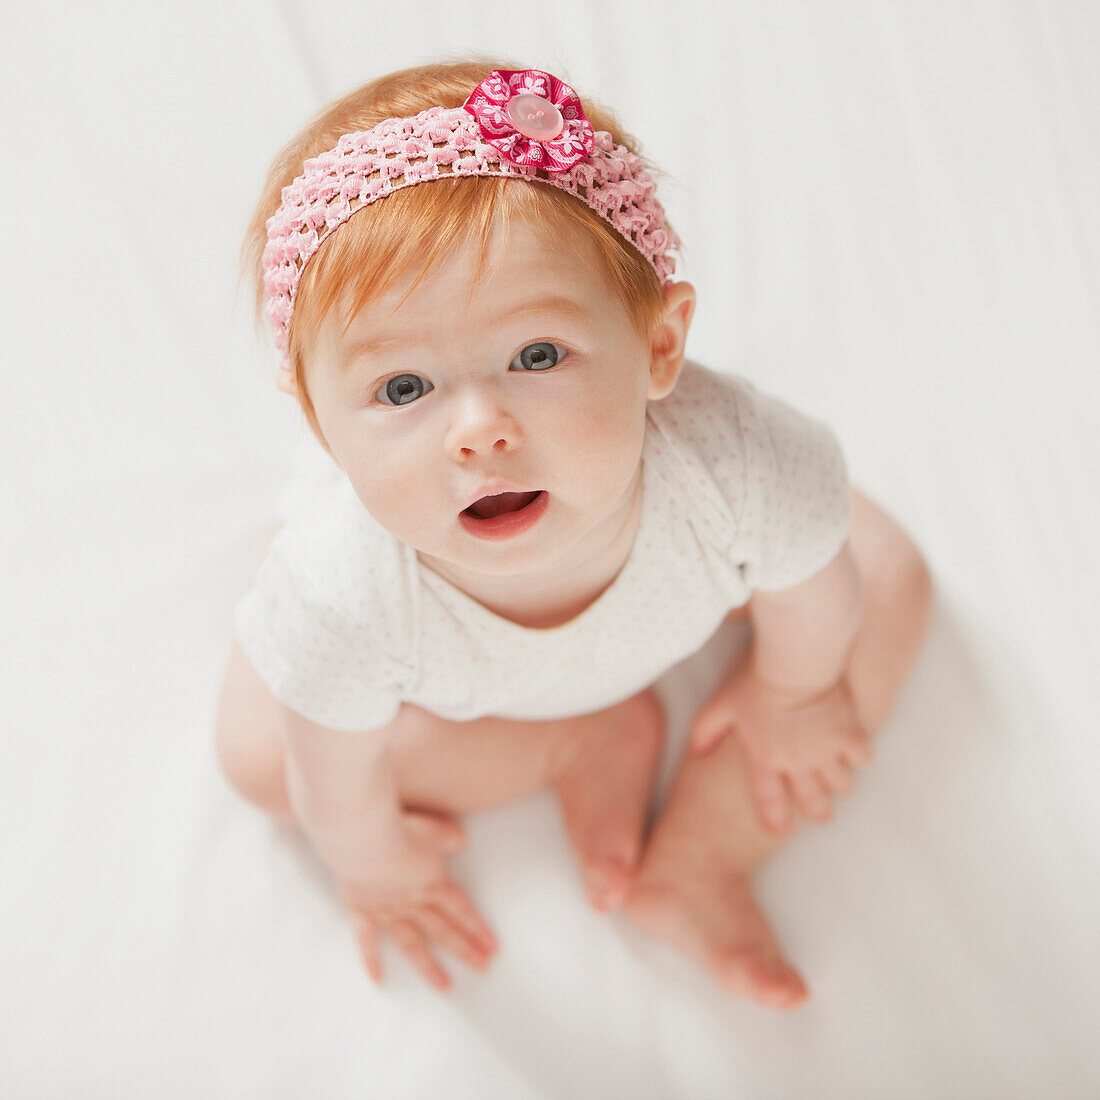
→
(690, 542, 872, 833)
(745, 538, 864, 694)
(281, 708, 498, 990)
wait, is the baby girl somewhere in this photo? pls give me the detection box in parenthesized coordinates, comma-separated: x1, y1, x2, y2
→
(215, 59, 933, 1010)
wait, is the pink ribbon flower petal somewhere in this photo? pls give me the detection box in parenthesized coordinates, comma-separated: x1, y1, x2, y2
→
(463, 68, 595, 172)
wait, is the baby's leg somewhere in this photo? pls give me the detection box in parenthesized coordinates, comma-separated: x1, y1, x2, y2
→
(545, 689, 666, 912)
(622, 487, 935, 1009)
(394, 689, 666, 912)
(215, 644, 663, 910)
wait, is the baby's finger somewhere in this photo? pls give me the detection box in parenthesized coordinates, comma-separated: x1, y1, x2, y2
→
(404, 809, 466, 853)
(819, 756, 853, 797)
(352, 912, 383, 983)
(840, 727, 872, 767)
(431, 880, 498, 955)
(790, 771, 832, 824)
(751, 767, 793, 835)
(416, 906, 492, 972)
(840, 742, 872, 771)
(387, 918, 452, 992)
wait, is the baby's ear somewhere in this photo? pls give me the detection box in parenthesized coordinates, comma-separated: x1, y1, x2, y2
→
(275, 367, 298, 396)
(648, 281, 696, 400)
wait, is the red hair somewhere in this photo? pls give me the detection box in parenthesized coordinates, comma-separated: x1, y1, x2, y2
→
(240, 56, 676, 443)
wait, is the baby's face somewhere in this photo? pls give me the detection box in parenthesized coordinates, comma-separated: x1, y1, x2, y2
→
(304, 219, 673, 579)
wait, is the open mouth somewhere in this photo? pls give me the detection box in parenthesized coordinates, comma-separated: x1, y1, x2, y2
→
(463, 490, 543, 519)
(458, 490, 550, 541)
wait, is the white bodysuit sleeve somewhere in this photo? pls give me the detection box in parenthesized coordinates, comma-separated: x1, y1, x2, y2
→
(731, 380, 853, 592)
(232, 526, 408, 732)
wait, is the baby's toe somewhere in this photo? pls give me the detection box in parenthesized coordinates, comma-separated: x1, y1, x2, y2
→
(584, 855, 634, 912)
(715, 947, 809, 1010)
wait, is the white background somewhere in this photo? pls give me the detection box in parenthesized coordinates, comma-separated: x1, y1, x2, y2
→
(3, 1, 1098, 1096)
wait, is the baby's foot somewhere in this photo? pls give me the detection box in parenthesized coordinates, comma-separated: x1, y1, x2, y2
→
(624, 863, 808, 1009)
(620, 739, 809, 1009)
(549, 688, 666, 912)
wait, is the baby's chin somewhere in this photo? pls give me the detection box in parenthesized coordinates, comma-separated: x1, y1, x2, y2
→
(421, 541, 564, 579)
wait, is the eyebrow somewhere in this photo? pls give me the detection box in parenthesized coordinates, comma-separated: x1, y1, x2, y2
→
(337, 295, 594, 372)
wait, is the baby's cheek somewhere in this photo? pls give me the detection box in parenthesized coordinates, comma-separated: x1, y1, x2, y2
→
(566, 397, 636, 451)
(563, 424, 618, 480)
(345, 446, 426, 527)
(563, 413, 641, 496)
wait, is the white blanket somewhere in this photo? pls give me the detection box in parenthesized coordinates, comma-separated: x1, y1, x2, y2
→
(5, 1, 1098, 1096)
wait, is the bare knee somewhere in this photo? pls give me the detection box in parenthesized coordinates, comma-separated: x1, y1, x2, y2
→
(214, 641, 294, 821)
(850, 487, 935, 614)
(845, 490, 935, 732)
(214, 719, 292, 821)
(898, 555, 933, 631)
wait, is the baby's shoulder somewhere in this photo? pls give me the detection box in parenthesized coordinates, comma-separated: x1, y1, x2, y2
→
(648, 358, 757, 468)
(265, 472, 417, 637)
(664, 357, 749, 402)
(644, 359, 757, 548)
(654, 358, 834, 463)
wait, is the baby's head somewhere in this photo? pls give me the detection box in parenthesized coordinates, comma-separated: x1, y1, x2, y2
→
(242, 58, 696, 578)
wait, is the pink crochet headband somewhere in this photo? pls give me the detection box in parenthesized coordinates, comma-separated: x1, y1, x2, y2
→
(262, 68, 682, 373)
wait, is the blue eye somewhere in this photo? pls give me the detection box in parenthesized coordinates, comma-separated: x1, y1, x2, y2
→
(511, 342, 567, 372)
(374, 343, 566, 406)
(376, 374, 433, 406)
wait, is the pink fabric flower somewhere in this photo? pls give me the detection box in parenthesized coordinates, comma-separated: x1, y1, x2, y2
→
(462, 68, 594, 172)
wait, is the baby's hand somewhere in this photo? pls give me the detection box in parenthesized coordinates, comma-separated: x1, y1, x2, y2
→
(337, 809, 499, 992)
(689, 651, 871, 835)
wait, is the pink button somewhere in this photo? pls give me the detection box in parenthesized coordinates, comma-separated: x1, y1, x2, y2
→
(506, 94, 565, 141)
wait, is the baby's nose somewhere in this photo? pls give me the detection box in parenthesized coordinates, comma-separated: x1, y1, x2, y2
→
(446, 396, 521, 456)
(457, 435, 510, 457)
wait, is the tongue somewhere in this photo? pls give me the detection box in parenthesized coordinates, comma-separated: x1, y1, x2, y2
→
(469, 491, 540, 519)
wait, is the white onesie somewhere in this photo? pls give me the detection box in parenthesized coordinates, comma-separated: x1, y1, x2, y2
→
(233, 360, 852, 732)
